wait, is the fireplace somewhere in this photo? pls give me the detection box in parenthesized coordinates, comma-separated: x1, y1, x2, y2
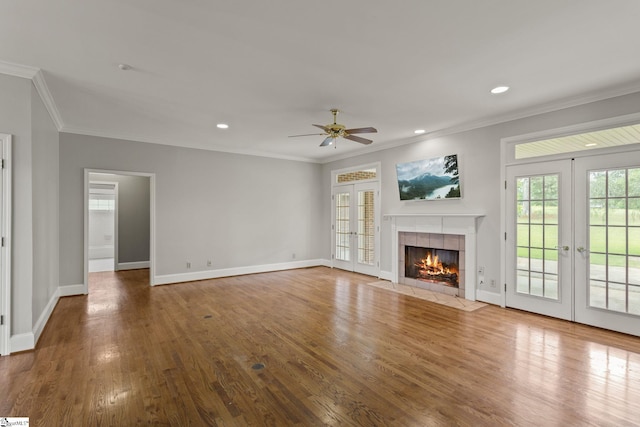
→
(405, 246, 460, 287)
(386, 213, 482, 301)
(398, 231, 465, 297)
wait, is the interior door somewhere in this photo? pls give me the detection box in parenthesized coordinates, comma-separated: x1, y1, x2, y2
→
(574, 153, 640, 336)
(332, 182, 379, 276)
(506, 160, 573, 320)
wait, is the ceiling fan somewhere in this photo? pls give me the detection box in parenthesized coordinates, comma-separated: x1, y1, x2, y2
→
(289, 109, 377, 147)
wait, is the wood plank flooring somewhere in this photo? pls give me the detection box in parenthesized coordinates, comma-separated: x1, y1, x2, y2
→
(2, 266, 640, 426)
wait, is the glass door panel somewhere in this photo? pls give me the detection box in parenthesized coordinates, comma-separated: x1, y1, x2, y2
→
(357, 189, 375, 266)
(335, 191, 351, 262)
(575, 153, 640, 336)
(332, 183, 379, 276)
(506, 160, 572, 320)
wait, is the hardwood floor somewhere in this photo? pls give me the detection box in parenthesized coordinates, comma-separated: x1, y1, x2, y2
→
(2, 267, 640, 426)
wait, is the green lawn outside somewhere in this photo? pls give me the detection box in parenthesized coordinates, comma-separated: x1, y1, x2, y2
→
(517, 206, 640, 267)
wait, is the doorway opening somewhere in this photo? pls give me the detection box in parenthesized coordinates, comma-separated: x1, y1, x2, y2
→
(88, 181, 117, 273)
(84, 169, 155, 293)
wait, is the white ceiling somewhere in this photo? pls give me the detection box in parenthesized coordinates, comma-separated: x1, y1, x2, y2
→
(2, 0, 640, 163)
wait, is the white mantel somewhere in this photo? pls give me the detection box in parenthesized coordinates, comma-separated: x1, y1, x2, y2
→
(385, 213, 484, 301)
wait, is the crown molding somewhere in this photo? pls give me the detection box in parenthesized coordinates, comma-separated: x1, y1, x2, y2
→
(32, 70, 64, 130)
(0, 60, 39, 79)
(0, 61, 65, 131)
(321, 81, 640, 164)
(60, 126, 321, 164)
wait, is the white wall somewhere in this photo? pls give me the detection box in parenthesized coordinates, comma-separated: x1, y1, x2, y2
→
(59, 133, 325, 286)
(323, 90, 640, 302)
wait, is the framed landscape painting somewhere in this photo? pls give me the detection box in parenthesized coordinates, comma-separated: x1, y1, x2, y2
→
(396, 154, 461, 200)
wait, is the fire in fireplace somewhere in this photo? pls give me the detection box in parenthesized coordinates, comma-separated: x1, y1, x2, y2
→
(405, 246, 460, 287)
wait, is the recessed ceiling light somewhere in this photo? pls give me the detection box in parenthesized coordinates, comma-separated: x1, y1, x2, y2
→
(216, 123, 229, 129)
(414, 129, 426, 134)
(585, 143, 597, 147)
(491, 86, 510, 94)
(118, 63, 132, 71)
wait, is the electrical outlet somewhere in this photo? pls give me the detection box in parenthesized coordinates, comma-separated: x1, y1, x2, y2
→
(478, 266, 485, 275)
(490, 279, 496, 288)
(292, 253, 296, 259)
(186, 262, 191, 269)
(207, 260, 212, 267)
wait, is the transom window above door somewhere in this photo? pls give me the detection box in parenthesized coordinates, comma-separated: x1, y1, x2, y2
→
(335, 168, 377, 183)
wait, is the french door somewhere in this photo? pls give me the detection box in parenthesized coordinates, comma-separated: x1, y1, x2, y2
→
(332, 182, 379, 276)
(506, 160, 573, 320)
(574, 152, 640, 336)
(506, 152, 640, 336)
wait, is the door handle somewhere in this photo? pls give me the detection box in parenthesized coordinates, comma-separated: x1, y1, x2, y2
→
(555, 245, 569, 251)
(577, 246, 588, 253)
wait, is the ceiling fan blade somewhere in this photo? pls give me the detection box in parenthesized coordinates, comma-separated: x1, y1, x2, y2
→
(319, 136, 334, 147)
(345, 127, 377, 134)
(313, 124, 330, 132)
(288, 133, 326, 138)
(344, 134, 373, 145)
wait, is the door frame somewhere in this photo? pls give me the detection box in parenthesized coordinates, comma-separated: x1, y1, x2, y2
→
(501, 112, 640, 309)
(0, 134, 11, 356)
(330, 162, 381, 277)
(83, 168, 156, 293)
(504, 159, 574, 320)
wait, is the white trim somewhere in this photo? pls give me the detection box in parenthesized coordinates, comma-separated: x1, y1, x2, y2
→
(33, 288, 60, 346)
(476, 289, 502, 306)
(31, 70, 64, 130)
(0, 62, 65, 131)
(321, 86, 640, 164)
(386, 214, 484, 301)
(59, 284, 85, 297)
(379, 270, 393, 281)
(0, 60, 39, 79)
(10, 333, 34, 353)
(62, 127, 320, 164)
(84, 169, 156, 291)
(154, 259, 331, 286)
(0, 135, 11, 355)
(118, 261, 150, 270)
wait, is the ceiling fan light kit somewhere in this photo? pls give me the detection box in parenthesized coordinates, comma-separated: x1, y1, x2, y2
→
(289, 108, 377, 147)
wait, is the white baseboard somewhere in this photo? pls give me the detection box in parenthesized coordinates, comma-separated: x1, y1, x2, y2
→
(10, 332, 35, 353)
(153, 258, 331, 286)
(33, 288, 61, 346)
(379, 270, 393, 281)
(59, 284, 85, 297)
(117, 261, 150, 271)
(476, 289, 502, 306)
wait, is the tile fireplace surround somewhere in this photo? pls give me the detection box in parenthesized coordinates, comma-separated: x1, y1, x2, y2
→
(385, 213, 484, 301)
(400, 232, 465, 297)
